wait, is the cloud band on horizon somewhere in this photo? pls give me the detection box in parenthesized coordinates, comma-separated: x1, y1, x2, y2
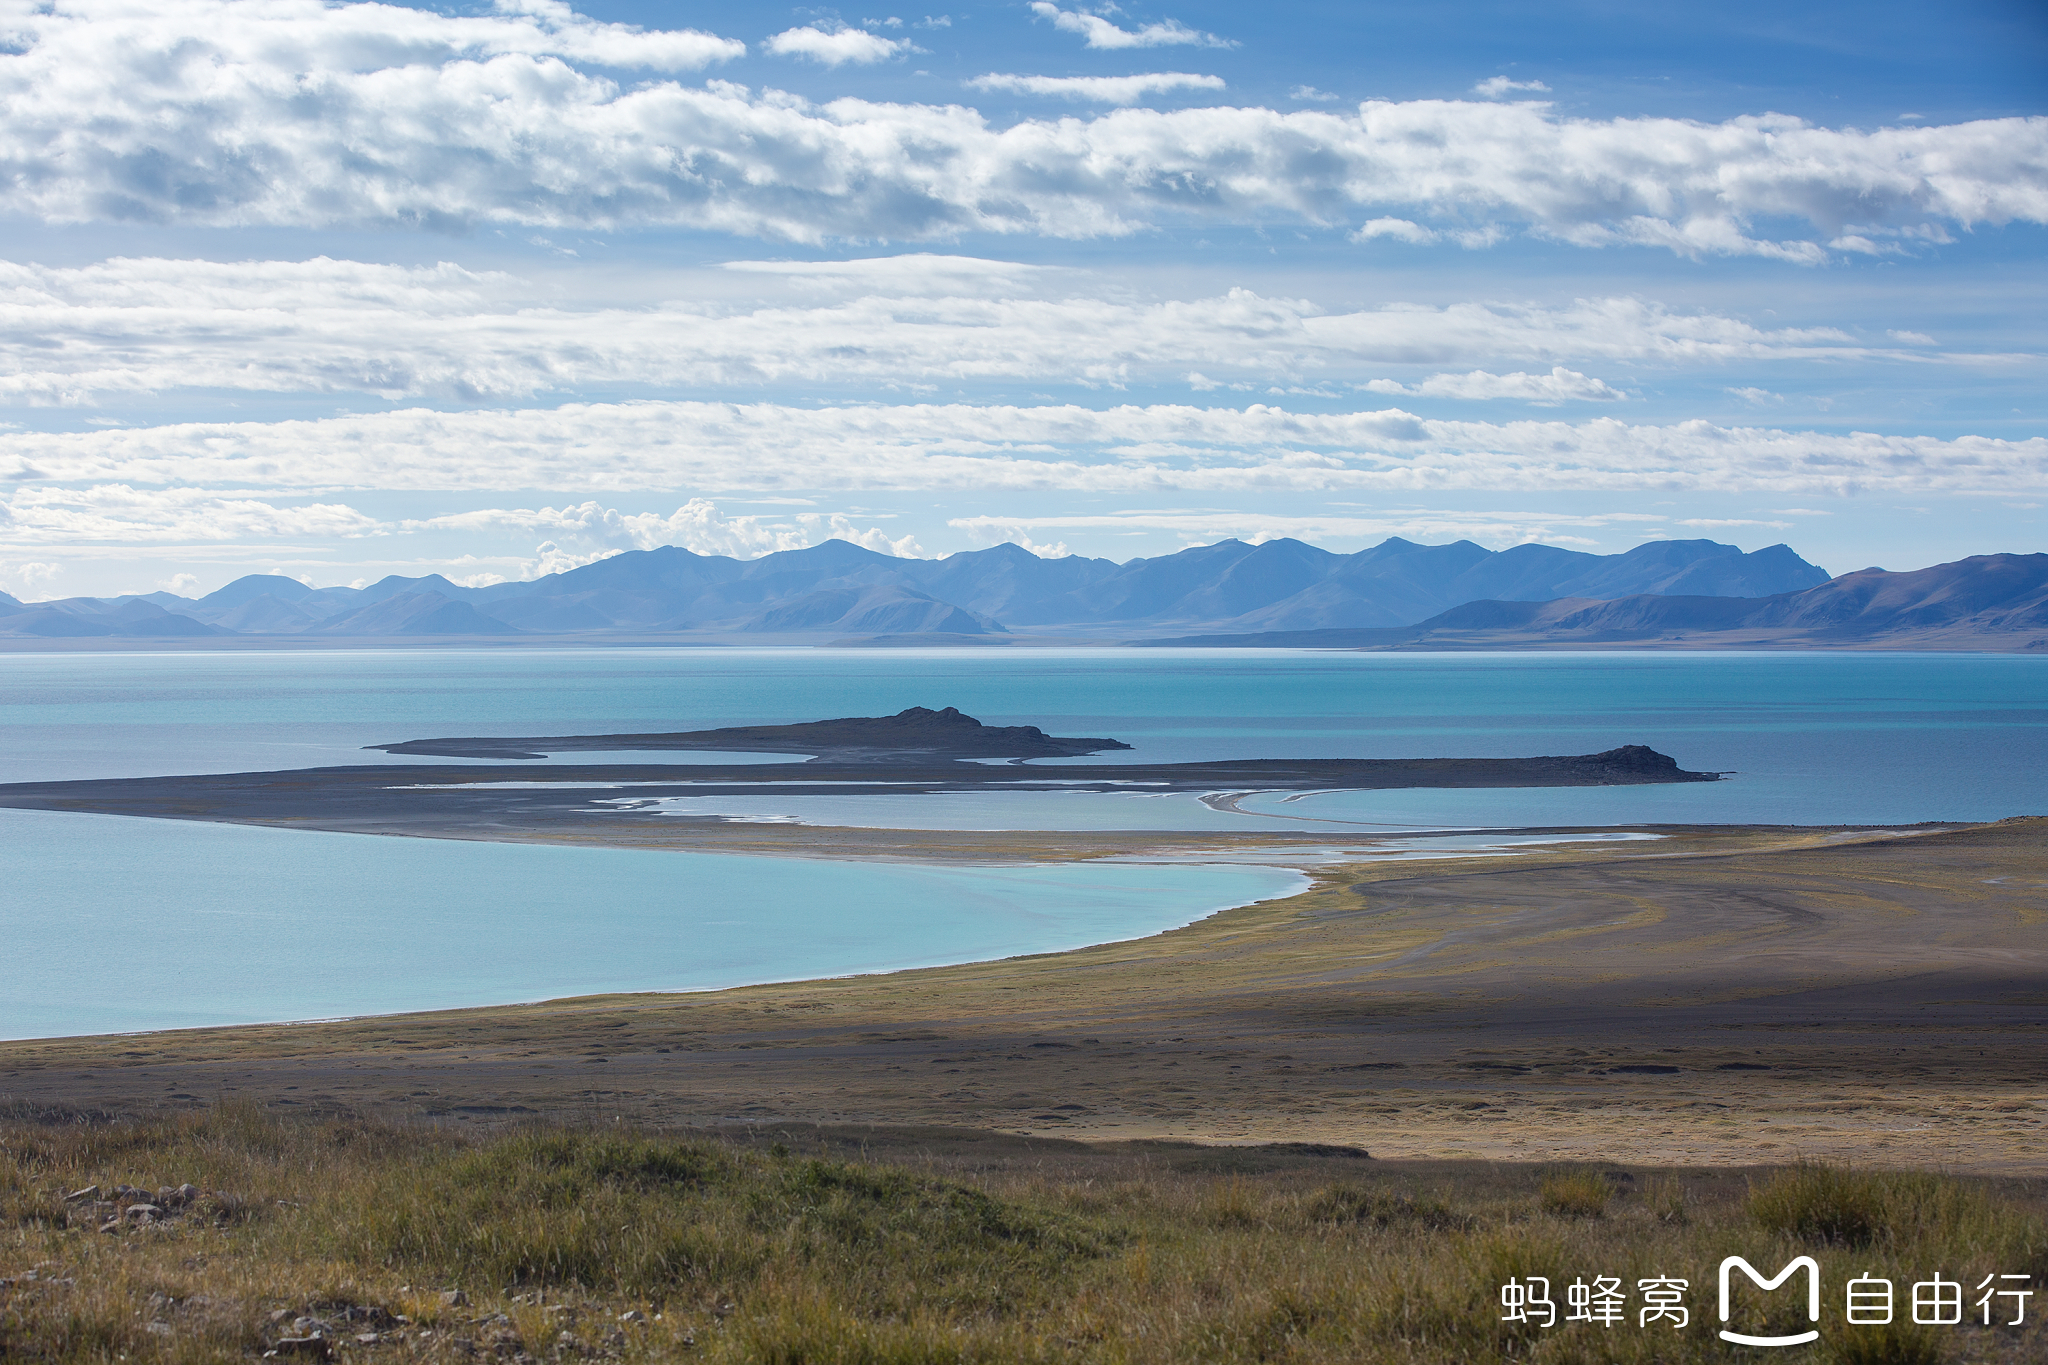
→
(4, 401, 2041, 498)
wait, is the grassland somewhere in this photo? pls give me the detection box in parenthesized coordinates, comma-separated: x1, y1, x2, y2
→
(2, 818, 2044, 1362)
(3, 1105, 2046, 1364)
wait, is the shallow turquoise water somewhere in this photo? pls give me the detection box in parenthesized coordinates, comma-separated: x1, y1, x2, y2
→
(1, 648, 2040, 1038)
(0, 809, 1302, 1041)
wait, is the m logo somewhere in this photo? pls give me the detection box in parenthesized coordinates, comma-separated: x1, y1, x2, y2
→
(1719, 1255, 1822, 1346)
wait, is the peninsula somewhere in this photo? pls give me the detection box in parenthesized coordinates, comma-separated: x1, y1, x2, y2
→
(0, 708, 1717, 851)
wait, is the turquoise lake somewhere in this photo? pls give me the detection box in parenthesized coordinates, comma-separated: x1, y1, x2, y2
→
(1, 648, 2041, 1038)
(0, 808, 1302, 1041)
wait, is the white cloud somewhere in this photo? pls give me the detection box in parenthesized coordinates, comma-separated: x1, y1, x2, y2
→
(7, 260, 1984, 405)
(0, 486, 383, 544)
(1291, 86, 1340, 103)
(6, 0, 743, 84)
(1472, 77, 1549, 99)
(1888, 329, 1936, 344)
(0, 559, 63, 593)
(1026, 3, 1233, 49)
(1359, 367, 1625, 404)
(951, 507, 1666, 549)
(5, 401, 2042, 499)
(968, 72, 1225, 104)
(762, 25, 916, 66)
(405, 498, 922, 560)
(995, 532, 1072, 557)
(1726, 386, 1785, 405)
(0, 490, 927, 562)
(716, 253, 1049, 292)
(1352, 218, 1437, 244)
(1677, 518, 1792, 529)
(6, 1, 2031, 254)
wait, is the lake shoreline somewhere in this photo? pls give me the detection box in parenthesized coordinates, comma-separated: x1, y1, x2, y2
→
(2, 819, 2040, 1172)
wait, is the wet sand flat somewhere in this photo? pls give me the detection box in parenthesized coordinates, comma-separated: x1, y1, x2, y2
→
(3, 819, 2042, 1171)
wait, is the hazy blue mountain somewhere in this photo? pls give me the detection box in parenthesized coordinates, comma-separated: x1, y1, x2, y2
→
(899, 541, 1119, 619)
(1443, 539, 1830, 603)
(196, 573, 322, 610)
(1007, 539, 1279, 625)
(1745, 553, 2048, 633)
(311, 591, 522, 636)
(350, 573, 478, 607)
(1454, 553, 2048, 641)
(469, 543, 749, 630)
(742, 584, 1005, 635)
(208, 594, 334, 634)
(0, 607, 117, 637)
(1215, 538, 1827, 632)
(1219, 538, 1494, 629)
(0, 595, 228, 637)
(10, 535, 1840, 639)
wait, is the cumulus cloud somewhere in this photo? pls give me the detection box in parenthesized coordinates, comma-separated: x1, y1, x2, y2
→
(1351, 217, 1437, 245)
(3, 2, 2036, 254)
(2, 0, 742, 83)
(5, 259, 1997, 404)
(1025, 3, 1233, 49)
(407, 498, 923, 560)
(967, 72, 1225, 104)
(1472, 77, 1549, 98)
(1359, 367, 1626, 404)
(4, 401, 2041, 498)
(762, 25, 916, 65)
(0, 559, 63, 592)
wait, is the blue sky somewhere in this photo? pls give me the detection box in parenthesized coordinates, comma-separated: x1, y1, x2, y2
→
(0, 0, 2042, 597)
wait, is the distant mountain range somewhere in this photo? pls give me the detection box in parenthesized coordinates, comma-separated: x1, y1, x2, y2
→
(2, 536, 2040, 649)
(1148, 554, 2048, 652)
(0, 535, 1831, 642)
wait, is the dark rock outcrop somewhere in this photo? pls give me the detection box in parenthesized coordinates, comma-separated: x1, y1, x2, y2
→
(367, 706, 1133, 761)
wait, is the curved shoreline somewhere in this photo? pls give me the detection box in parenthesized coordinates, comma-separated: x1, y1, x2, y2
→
(2, 819, 2041, 1173)
(0, 808, 1310, 1042)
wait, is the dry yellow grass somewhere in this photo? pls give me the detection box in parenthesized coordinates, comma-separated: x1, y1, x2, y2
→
(2, 1107, 2045, 1364)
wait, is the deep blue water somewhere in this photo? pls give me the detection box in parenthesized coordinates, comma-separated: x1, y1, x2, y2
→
(1, 648, 2039, 822)
(1, 648, 2041, 1038)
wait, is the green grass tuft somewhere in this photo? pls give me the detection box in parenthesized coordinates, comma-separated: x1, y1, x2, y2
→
(1749, 1164, 1894, 1247)
(1538, 1170, 1611, 1218)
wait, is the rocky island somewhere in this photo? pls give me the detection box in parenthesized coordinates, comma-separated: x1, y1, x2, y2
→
(367, 705, 1133, 761)
(0, 708, 1718, 855)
